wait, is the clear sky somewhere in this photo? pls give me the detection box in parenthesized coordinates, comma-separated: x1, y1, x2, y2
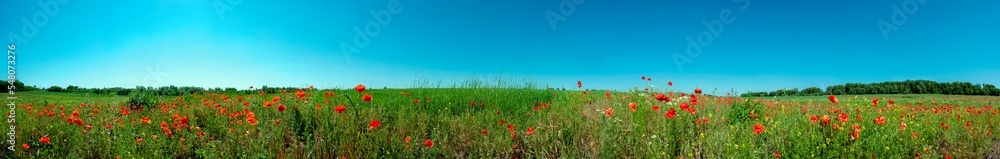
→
(2, 0, 998, 94)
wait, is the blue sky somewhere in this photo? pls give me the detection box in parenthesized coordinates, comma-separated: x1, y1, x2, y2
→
(2, 0, 998, 94)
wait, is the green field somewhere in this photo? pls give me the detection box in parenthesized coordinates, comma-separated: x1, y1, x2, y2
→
(2, 84, 999, 158)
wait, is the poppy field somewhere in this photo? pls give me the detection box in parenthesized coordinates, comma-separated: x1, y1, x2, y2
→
(3, 79, 999, 158)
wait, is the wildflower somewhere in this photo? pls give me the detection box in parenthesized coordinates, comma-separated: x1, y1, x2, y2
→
(873, 116, 886, 125)
(334, 105, 346, 114)
(355, 84, 366, 93)
(665, 108, 678, 119)
(753, 123, 765, 135)
(821, 115, 831, 124)
(629, 102, 637, 112)
(838, 113, 849, 123)
(526, 127, 535, 135)
(577, 81, 582, 88)
(362, 94, 373, 102)
(369, 119, 381, 130)
(277, 104, 286, 112)
(40, 136, 51, 144)
(668, 81, 673, 86)
(828, 95, 838, 104)
(424, 139, 434, 148)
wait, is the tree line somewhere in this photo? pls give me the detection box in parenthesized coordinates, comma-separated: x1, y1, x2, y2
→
(740, 80, 1000, 97)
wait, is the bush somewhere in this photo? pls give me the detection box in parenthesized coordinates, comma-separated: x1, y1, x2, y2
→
(47, 86, 66, 92)
(116, 89, 132, 96)
(126, 92, 156, 110)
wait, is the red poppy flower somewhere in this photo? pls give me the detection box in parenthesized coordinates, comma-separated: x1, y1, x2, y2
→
(471, 101, 476, 106)
(694, 88, 702, 94)
(668, 81, 673, 86)
(247, 116, 259, 126)
(21, 143, 28, 150)
(665, 108, 677, 119)
(362, 94, 373, 102)
(753, 123, 765, 135)
(900, 122, 907, 130)
(629, 102, 637, 112)
(137, 137, 143, 143)
(828, 95, 838, 104)
(809, 115, 819, 124)
(873, 116, 886, 125)
(277, 104, 286, 112)
(888, 99, 894, 105)
(272, 96, 281, 102)
(526, 127, 535, 135)
(334, 105, 346, 114)
(912, 132, 918, 138)
(652, 105, 660, 111)
(413, 99, 419, 104)
(838, 113, 849, 123)
(774, 151, 781, 158)
(641, 76, 645, 80)
(851, 128, 860, 140)
(424, 139, 434, 148)
(506, 124, 515, 132)
(40, 136, 51, 144)
(141, 116, 151, 124)
(680, 103, 690, 111)
(249, 85, 254, 89)
(263, 101, 273, 107)
(604, 108, 613, 117)
(872, 99, 879, 107)
(577, 81, 582, 88)
(605, 91, 611, 99)
(368, 119, 381, 130)
(355, 83, 366, 93)
(654, 94, 670, 102)
(821, 115, 831, 124)
(481, 130, 488, 135)
(647, 78, 652, 82)
(296, 89, 306, 99)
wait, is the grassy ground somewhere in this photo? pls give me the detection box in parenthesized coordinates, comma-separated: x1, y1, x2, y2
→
(2, 84, 998, 158)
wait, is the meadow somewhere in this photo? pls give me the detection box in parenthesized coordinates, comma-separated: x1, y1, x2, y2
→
(2, 79, 998, 158)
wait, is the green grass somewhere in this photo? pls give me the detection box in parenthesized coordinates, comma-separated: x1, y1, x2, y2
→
(3, 83, 998, 158)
